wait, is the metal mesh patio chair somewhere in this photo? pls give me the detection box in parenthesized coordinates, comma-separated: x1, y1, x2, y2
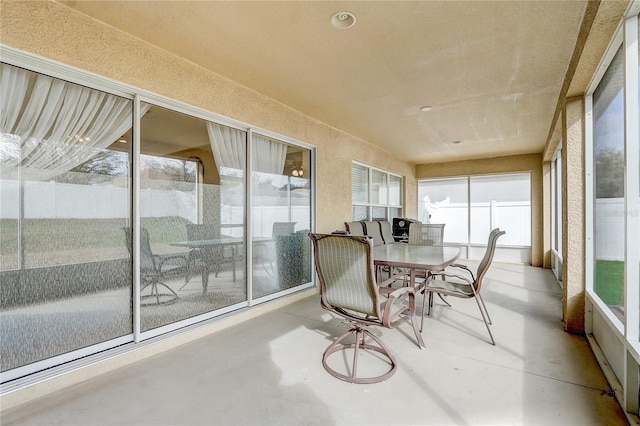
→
(123, 227, 188, 305)
(309, 233, 424, 384)
(423, 228, 506, 345)
(344, 221, 365, 236)
(378, 221, 395, 244)
(408, 223, 445, 246)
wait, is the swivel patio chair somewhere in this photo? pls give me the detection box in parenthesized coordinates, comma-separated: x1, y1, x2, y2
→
(423, 228, 506, 345)
(309, 233, 424, 384)
(123, 227, 189, 305)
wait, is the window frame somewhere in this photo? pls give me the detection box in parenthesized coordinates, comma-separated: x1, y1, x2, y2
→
(551, 147, 564, 281)
(351, 161, 403, 221)
(584, 4, 640, 371)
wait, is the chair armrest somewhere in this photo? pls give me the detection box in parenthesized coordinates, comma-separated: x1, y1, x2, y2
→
(428, 271, 474, 285)
(156, 253, 189, 269)
(447, 263, 476, 281)
(381, 286, 416, 327)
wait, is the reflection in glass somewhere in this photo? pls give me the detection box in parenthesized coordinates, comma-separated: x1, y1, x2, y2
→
(593, 46, 625, 320)
(0, 63, 133, 373)
(251, 136, 311, 299)
(139, 105, 246, 331)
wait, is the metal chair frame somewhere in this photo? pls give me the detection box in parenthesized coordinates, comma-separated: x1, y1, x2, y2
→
(310, 233, 424, 384)
(423, 228, 506, 345)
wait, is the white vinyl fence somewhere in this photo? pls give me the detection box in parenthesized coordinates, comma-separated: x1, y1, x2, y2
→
(594, 198, 625, 261)
(424, 200, 531, 246)
(1, 180, 309, 238)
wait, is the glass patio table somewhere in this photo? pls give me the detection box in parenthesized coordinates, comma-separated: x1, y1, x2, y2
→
(372, 244, 461, 288)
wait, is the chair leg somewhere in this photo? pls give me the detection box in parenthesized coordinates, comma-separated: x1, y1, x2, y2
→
(477, 294, 492, 325)
(421, 290, 428, 332)
(473, 295, 495, 345)
(437, 293, 452, 307)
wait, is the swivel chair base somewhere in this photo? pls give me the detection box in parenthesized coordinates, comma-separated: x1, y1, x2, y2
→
(322, 323, 397, 384)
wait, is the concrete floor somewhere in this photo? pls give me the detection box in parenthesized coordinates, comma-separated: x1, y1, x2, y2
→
(1, 262, 629, 425)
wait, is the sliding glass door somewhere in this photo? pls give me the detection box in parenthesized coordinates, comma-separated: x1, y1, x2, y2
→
(0, 63, 133, 378)
(137, 104, 247, 332)
(251, 136, 312, 299)
(0, 60, 313, 382)
(418, 173, 531, 262)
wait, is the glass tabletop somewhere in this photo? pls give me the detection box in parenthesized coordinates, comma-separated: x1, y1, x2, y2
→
(372, 244, 460, 270)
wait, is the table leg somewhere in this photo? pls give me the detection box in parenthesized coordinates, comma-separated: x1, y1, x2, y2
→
(202, 263, 209, 295)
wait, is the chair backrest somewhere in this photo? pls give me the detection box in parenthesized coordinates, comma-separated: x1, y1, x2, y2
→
(123, 227, 157, 272)
(475, 228, 506, 289)
(408, 223, 445, 246)
(362, 221, 384, 246)
(309, 233, 380, 318)
(187, 223, 217, 241)
(272, 222, 296, 236)
(378, 221, 395, 244)
(344, 221, 365, 236)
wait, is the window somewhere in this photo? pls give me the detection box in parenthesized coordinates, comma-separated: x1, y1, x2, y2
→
(586, 11, 640, 349)
(551, 148, 563, 281)
(418, 177, 469, 243)
(418, 173, 531, 261)
(138, 104, 248, 332)
(592, 46, 626, 321)
(351, 163, 402, 221)
(0, 63, 133, 376)
(251, 136, 312, 300)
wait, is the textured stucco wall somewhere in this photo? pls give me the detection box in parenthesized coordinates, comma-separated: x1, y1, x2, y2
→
(415, 153, 544, 266)
(0, 0, 416, 233)
(562, 97, 585, 333)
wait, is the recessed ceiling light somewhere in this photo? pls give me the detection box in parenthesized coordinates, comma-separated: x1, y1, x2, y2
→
(419, 106, 432, 112)
(330, 12, 356, 29)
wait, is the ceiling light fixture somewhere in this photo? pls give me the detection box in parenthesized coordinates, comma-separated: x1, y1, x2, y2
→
(419, 106, 432, 112)
(330, 12, 356, 29)
(291, 165, 304, 177)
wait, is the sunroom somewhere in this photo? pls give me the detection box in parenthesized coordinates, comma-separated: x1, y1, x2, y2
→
(0, 1, 639, 423)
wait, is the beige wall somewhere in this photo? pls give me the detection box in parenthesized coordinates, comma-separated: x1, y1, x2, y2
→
(0, 0, 416, 233)
(562, 98, 585, 333)
(416, 153, 544, 266)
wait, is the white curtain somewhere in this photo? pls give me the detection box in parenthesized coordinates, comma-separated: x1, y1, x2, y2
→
(206, 122, 246, 172)
(0, 63, 144, 180)
(252, 134, 287, 175)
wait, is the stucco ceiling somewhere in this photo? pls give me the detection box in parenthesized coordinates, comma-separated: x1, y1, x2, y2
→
(59, 0, 589, 164)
